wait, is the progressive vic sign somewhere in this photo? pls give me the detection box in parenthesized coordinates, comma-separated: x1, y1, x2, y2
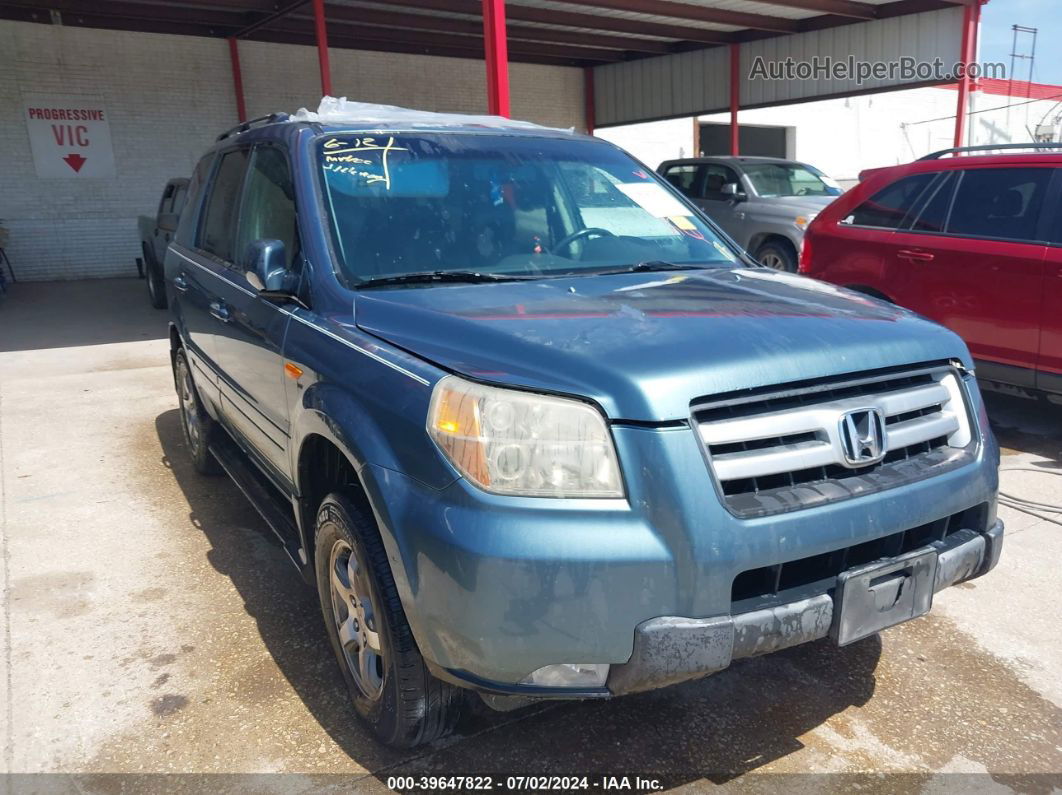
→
(23, 94, 117, 179)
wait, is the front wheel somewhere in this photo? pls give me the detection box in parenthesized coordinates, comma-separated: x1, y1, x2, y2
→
(315, 492, 467, 747)
(755, 241, 798, 273)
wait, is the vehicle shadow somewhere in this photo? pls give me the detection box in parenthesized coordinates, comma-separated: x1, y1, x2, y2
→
(983, 391, 1062, 467)
(156, 408, 881, 784)
(0, 278, 166, 352)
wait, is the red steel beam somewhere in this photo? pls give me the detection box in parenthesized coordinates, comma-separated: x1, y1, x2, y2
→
(482, 0, 510, 117)
(729, 42, 740, 155)
(227, 36, 248, 121)
(311, 0, 332, 97)
(952, 0, 982, 147)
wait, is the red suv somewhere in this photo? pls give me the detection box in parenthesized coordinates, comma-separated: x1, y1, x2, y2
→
(801, 144, 1062, 398)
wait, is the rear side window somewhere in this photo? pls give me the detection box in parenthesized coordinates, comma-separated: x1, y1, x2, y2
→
(232, 146, 298, 270)
(906, 172, 958, 233)
(663, 165, 702, 197)
(946, 167, 1051, 243)
(199, 149, 250, 262)
(845, 173, 934, 228)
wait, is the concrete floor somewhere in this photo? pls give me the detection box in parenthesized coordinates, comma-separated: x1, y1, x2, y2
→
(1, 279, 1060, 790)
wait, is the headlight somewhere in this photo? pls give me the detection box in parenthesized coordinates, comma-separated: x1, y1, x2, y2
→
(794, 213, 817, 230)
(427, 375, 623, 498)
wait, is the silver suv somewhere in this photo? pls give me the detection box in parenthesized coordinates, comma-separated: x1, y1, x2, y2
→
(659, 156, 842, 272)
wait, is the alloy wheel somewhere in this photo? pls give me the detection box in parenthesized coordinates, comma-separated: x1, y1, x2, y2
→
(760, 251, 785, 270)
(329, 539, 385, 701)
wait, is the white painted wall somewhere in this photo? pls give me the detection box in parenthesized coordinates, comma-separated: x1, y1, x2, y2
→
(0, 20, 585, 281)
(596, 84, 1062, 188)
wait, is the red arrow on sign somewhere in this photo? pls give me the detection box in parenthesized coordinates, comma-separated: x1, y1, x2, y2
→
(63, 153, 87, 173)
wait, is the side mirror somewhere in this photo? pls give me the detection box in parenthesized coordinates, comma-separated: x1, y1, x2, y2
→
(721, 183, 747, 202)
(245, 239, 299, 301)
(158, 212, 180, 232)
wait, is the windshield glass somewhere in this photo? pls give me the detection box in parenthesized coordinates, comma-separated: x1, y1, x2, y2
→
(317, 133, 740, 283)
(741, 162, 842, 198)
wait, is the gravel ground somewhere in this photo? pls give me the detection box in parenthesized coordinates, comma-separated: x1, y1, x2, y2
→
(1, 279, 1059, 793)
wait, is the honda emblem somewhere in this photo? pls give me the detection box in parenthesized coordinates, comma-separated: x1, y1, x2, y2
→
(839, 408, 887, 467)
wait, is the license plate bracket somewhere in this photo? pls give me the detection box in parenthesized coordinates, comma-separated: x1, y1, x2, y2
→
(831, 548, 938, 646)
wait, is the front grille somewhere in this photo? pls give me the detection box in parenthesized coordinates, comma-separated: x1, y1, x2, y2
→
(694, 364, 976, 517)
(730, 503, 988, 613)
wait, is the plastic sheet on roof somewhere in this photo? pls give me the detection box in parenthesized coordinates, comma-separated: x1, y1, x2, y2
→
(291, 96, 569, 132)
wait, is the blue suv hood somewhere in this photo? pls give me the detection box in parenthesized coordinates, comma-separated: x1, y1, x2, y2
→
(354, 267, 971, 421)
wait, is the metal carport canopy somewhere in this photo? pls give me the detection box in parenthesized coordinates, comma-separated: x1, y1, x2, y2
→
(0, 0, 982, 146)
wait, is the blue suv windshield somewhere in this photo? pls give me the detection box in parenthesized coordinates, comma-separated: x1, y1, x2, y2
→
(316, 133, 740, 284)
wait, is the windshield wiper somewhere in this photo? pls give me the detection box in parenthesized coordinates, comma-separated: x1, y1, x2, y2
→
(355, 270, 535, 289)
(592, 261, 710, 276)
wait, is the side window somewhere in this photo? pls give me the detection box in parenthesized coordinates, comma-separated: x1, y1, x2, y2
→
(702, 164, 741, 201)
(199, 149, 250, 262)
(232, 146, 298, 269)
(175, 155, 215, 249)
(663, 165, 702, 197)
(844, 173, 935, 228)
(946, 167, 1051, 243)
(905, 172, 958, 233)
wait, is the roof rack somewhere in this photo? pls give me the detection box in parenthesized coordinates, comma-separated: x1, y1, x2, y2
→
(216, 112, 291, 142)
(919, 142, 1062, 160)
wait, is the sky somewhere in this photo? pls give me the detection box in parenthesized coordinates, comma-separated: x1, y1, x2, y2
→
(979, 0, 1062, 85)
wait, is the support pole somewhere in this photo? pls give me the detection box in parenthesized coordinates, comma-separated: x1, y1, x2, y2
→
(227, 37, 247, 123)
(312, 0, 332, 98)
(482, 0, 511, 117)
(729, 43, 740, 155)
(953, 1, 982, 148)
(584, 67, 595, 134)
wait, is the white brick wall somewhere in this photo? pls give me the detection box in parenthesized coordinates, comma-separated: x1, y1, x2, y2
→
(0, 20, 586, 281)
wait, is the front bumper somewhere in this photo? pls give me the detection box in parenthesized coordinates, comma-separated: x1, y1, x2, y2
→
(607, 519, 1002, 695)
(360, 380, 1000, 695)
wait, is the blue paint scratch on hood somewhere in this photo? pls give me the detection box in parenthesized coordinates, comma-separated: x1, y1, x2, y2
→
(354, 267, 971, 421)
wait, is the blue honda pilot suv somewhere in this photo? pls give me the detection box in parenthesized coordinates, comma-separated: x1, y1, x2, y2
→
(165, 106, 1002, 747)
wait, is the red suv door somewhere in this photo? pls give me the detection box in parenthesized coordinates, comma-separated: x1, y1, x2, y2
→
(885, 165, 1051, 382)
(803, 170, 937, 293)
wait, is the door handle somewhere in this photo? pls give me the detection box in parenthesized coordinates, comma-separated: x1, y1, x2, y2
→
(209, 301, 231, 323)
(897, 249, 935, 263)
(173, 273, 189, 292)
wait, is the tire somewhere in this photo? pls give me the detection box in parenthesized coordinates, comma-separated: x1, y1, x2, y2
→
(173, 348, 221, 475)
(755, 240, 798, 273)
(315, 492, 467, 747)
(144, 245, 168, 310)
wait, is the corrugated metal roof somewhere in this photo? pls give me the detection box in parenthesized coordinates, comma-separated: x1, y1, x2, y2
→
(509, 0, 743, 33)
(594, 6, 968, 126)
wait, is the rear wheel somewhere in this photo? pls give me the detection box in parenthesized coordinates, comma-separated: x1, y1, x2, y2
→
(755, 240, 798, 273)
(144, 245, 167, 309)
(173, 348, 220, 475)
(315, 492, 467, 747)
